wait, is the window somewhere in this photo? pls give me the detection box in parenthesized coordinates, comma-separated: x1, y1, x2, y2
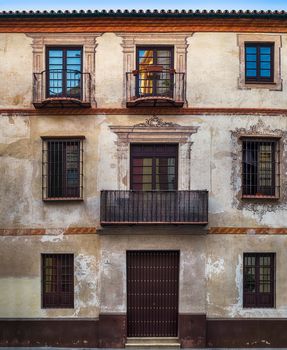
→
(237, 34, 281, 90)
(42, 254, 74, 308)
(243, 253, 275, 308)
(47, 47, 82, 99)
(242, 138, 279, 198)
(245, 43, 274, 83)
(136, 47, 174, 97)
(130, 144, 178, 190)
(42, 137, 84, 200)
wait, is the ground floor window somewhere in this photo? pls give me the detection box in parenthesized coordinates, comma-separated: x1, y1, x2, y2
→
(243, 253, 275, 308)
(42, 254, 74, 308)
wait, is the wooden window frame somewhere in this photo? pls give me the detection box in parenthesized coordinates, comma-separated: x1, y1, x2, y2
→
(243, 253, 275, 308)
(46, 46, 83, 99)
(237, 34, 282, 90)
(244, 42, 274, 83)
(130, 143, 178, 191)
(42, 253, 74, 309)
(241, 137, 280, 199)
(136, 46, 174, 98)
(42, 136, 85, 201)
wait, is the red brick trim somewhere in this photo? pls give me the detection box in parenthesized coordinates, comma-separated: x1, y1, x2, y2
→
(0, 227, 97, 236)
(209, 227, 287, 234)
(1, 17, 287, 33)
(1, 107, 287, 116)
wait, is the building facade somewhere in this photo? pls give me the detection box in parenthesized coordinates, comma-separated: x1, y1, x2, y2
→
(0, 9, 287, 347)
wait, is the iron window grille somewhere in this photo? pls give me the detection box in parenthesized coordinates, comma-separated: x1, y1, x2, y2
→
(242, 138, 280, 198)
(42, 137, 84, 200)
(42, 254, 74, 308)
(243, 253, 275, 308)
(245, 42, 274, 83)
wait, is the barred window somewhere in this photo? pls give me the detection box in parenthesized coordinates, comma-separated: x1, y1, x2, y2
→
(242, 138, 280, 198)
(243, 253, 275, 308)
(42, 137, 84, 200)
(42, 254, 74, 308)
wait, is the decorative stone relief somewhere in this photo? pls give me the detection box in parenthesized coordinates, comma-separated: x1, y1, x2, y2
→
(230, 118, 287, 217)
(110, 116, 199, 190)
(134, 115, 180, 128)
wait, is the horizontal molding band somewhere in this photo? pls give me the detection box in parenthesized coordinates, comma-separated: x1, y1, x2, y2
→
(1, 227, 287, 236)
(1, 18, 287, 33)
(0, 227, 97, 236)
(209, 227, 287, 234)
(1, 107, 287, 116)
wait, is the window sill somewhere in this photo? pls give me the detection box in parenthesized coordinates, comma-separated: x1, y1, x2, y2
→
(43, 197, 83, 202)
(42, 306, 75, 309)
(243, 306, 275, 309)
(242, 195, 279, 200)
(239, 80, 282, 91)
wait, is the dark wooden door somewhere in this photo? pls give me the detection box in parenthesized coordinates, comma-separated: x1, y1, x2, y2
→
(127, 251, 179, 337)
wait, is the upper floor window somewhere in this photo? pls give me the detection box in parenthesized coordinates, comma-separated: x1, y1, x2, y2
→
(242, 138, 280, 198)
(245, 43, 274, 83)
(33, 46, 92, 108)
(42, 137, 84, 200)
(243, 253, 275, 308)
(130, 144, 178, 190)
(238, 34, 281, 90)
(137, 47, 174, 98)
(126, 46, 185, 107)
(42, 254, 74, 308)
(47, 47, 82, 99)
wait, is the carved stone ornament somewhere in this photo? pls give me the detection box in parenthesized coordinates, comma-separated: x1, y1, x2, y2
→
(134, 115, 180, 128)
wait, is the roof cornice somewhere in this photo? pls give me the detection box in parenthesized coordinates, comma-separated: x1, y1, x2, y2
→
(1, 9, 287, 19)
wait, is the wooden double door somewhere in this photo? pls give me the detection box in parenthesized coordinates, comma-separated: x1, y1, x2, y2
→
(127, 251, 179, 337)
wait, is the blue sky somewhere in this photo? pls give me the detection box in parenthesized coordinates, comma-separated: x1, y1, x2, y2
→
(1, 0, 287, 11)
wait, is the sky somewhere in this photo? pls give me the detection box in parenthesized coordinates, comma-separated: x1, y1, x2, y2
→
(1, 0, 287, 11)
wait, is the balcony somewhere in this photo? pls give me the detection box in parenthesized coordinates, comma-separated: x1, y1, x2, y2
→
(126, 66, 185, 107)
(100, 190, 208, 225)
(33, 69, 91, 108)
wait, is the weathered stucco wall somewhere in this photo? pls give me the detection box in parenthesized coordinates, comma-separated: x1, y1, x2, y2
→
(206, 234, 287, 318)
(0, 234, 100, 318)
(1, 113, 286, 229)
(2, 32, 287, 108)
(100, 234, 206, 315)
(0, 34, 33, 108)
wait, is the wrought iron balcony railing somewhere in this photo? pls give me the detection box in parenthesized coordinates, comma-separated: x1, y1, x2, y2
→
(100, 190, 208, 225)
(33, 69, 92, 108)
(126, 67, 185, 107)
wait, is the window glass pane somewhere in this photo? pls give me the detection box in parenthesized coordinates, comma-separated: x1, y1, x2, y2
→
(246, 54, 257, 61)
(260, 62, 271, 69)
(260, 47, 271, 54)
(260, 54, 271, 62)
(260, 70, 271, 77)
(246, 46, 257, 54)
(246, 62, 256, 69)
(246, 70, 257, 77)
(49, 57, 63, 65)
(67, 50, 81, 58)
(49, 50, 63, 57)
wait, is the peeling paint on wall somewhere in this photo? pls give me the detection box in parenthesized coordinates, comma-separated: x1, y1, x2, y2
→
(74, 254, 99, 317)
(205, 257, 225, 279)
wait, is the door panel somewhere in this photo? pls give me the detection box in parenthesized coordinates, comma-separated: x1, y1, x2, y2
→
(127, 251, 179, 337)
